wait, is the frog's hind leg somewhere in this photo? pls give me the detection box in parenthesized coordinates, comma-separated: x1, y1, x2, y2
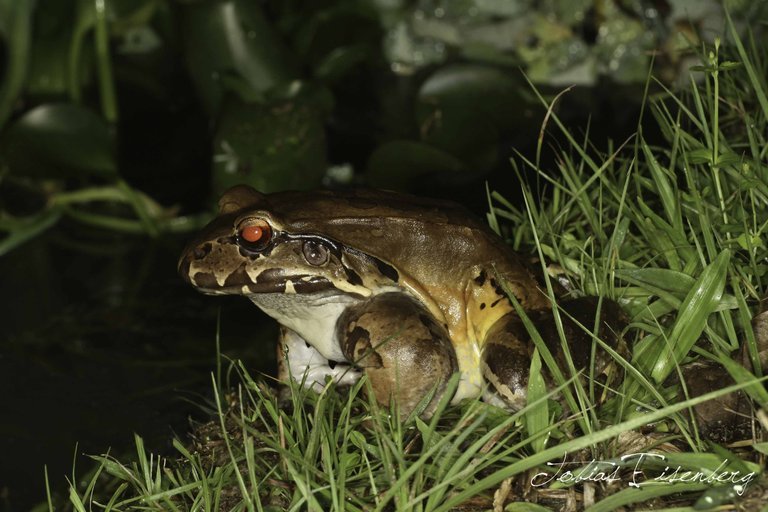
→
(482, 297, 626, 410)
(337, 293, 458, 418)
(481, 314, 532, 410)
(277, 327, 361, 390)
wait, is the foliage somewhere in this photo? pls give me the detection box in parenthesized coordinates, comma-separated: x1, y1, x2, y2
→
(0, 0, 376, 254)
(5, 0, 766, 258)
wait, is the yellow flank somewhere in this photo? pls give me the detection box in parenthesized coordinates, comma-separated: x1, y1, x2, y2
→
(390, 265, 519, 403)
(465, 274, 515, 349)
(452, 272, 516, 402)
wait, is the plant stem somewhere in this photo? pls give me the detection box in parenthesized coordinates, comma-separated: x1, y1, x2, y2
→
(94, 0, 118, 123)
(710, 41, 729, 232)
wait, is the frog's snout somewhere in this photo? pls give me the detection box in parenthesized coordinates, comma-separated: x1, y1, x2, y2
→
(178, 240, 211, 285)
(177, 248, 194, 284)
(178, 239, 246, 294)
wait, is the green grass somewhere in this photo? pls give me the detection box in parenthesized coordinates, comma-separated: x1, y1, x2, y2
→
(47, 24, 768, 512)
(44, 366, 764, 511)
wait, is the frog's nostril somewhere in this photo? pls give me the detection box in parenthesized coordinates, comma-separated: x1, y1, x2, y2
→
(194, 243, 212, 260)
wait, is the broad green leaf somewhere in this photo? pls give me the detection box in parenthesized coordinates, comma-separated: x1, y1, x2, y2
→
(212, 95, 326, 195)
(615, 268, 695, 295)
(585, 483, 707, 512)
(68, 0, 103, 103)
(753, 442, 768, 455)
(348, 430, 378, 457)
(26, 25, 72, 98)
(315, 44, 372, 82)
(717, 355, 768, 406)
(616, 267, 738, 320)
(641, 141, 679, 230)
(0, 0, 34, 128)
(366, 140, 467, 189)
(716, 151, 743, 166)
(290, 2, 380, 61)
(734, 232, 764, 250)
(416, 64, 529, 172)
(686, 147, 713, 164)
(651, 250, 730, 383)
(1, 103, 117, 177)
(179, 0, 297, 114)
(694, 483, 753, 510)
(417, 64, 527, 131)
(691, 443, 762, 509)
(110, 0, 159, 30)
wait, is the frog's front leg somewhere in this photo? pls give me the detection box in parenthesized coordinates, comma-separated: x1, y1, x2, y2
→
(482, 297, 626, 410)
(277, 326, 361, 390)
(336, 293, 458, 417)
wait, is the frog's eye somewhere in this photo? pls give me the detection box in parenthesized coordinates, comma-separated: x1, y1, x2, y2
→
(302, 240, 329, 266)
(236, 219, 272, 252)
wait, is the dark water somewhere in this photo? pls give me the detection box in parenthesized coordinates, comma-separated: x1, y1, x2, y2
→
(0, 229, 275, 510)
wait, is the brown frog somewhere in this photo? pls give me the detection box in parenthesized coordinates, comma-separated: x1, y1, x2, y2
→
(178, 185, 623, 416)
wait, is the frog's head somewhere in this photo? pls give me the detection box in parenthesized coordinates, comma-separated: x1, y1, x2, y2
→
(178, 185, 392, 298)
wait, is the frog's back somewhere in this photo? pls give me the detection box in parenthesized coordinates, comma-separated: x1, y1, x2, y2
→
(267, 188, 491, 231)
(265, 188, 546, 310)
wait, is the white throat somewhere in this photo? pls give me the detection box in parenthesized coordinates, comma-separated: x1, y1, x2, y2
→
(248, 292, 359, 361)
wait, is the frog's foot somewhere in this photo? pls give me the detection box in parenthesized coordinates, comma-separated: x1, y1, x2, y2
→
(482, 297, 627, 410)
(278, 327, 362, 391)
(337, 293, 458, 418)
(481, 314, 531, 410)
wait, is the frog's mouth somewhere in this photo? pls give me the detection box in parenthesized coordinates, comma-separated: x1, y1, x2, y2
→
(179, 257, 337, 296)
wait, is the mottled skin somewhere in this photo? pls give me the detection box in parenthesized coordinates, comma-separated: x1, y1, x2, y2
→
(179, 185, 622, 415)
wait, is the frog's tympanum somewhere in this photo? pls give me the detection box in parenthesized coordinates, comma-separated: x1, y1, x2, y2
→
(179, 185, 624, 416)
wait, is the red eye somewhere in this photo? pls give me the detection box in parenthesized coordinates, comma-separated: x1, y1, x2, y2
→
(241, 225, 265, 243)
(237, 219, 272, 251)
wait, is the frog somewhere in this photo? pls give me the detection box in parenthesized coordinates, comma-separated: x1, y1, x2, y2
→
(179, 185, 625, 416)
